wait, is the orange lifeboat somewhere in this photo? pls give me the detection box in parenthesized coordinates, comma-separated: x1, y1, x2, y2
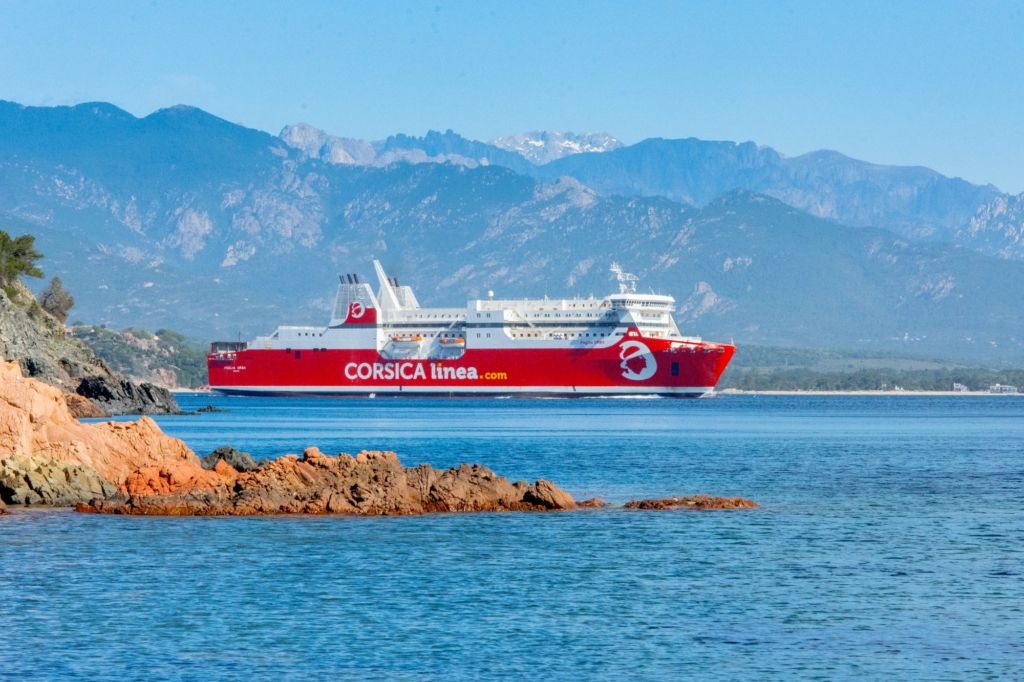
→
(390, 334, 423, 344)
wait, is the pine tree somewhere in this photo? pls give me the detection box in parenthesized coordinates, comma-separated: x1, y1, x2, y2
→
(0, 231, 44, 289)
(39, 276, 75, 322)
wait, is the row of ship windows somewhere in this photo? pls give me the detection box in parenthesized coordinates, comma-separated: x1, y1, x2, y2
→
(287, 328, 626, 339)
(480, 312, 604, 319)
(324, 311, 625, 322)
(481, 331, 617, 339)
(402, 313, 605, 319)
(615, 300, 664, 308)
(405, 315, 460, 320)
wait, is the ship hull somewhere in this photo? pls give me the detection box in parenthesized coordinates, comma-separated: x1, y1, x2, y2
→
(212, 386, 711, 398)
(209, 336, 735, 398)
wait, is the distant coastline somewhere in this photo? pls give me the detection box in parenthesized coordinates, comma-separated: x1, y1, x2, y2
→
(719, 389, 1022, 397)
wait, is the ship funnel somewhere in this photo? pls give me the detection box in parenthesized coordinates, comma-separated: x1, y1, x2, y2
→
(330, 269, 379, 326)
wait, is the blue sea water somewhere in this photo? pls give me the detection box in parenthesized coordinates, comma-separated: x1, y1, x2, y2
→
(2, 394, 1024, 679)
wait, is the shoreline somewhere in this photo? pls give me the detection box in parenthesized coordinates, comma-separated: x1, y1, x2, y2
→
(718, 389, 1022, 396)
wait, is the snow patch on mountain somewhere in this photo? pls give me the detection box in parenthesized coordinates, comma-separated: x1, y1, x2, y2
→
(491, 131, 622, 164)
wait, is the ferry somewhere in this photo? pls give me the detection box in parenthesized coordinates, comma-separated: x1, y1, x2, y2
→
(208, 261, 735, 397)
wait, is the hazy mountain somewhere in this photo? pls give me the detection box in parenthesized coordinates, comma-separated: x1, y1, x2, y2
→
(960, 192, 1024, 260)
(532, 139, 1008, 252)
(373, 130, 533, 173)
(2, 100, 1022, 362)
(279, 125, 533, 173)
(491, 131, 622, 164)
(277, 123, 1018, 262)
(280, 123, 375, 165)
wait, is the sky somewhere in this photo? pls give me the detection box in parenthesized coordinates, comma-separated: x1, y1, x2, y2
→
(2, 0, 1022, 192)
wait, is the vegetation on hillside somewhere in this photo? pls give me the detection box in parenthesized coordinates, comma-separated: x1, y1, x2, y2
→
(720, 367, 1024, 391)
(71, 325, 208, 388)
(38, 276, 75, 322)
(720, 345, 1023, 391)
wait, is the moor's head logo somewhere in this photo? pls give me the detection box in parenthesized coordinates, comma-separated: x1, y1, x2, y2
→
(619, 340, 657, 381)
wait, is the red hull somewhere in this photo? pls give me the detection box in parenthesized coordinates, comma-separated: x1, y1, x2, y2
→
(209, 332, 735, 397)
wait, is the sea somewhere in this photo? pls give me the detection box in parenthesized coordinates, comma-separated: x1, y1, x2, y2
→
(2, 393, 1023, 680)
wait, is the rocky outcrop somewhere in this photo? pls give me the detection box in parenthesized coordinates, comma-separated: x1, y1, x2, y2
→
(0, 361, 194, 505)
(75, 375, 178, 415)
(78, 447, 577, 516)
(624, 495, 758, 510)
(1, 356, 754, 517)
(0, 361, 578, 515)
(200, 446, 259, 472)
(0, 458, 116, 506)
(64, 393, 106, 418)
(0, 282, 178, 415)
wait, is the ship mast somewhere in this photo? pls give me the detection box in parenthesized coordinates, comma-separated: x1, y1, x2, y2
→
(609, 263, 638, 294)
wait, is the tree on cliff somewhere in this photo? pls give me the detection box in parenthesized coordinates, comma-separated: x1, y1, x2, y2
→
(38, 276, 75, 322)
(0, 231, 44, 292)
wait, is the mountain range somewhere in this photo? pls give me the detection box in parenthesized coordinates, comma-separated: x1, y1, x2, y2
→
(1, 99, 1022, 362)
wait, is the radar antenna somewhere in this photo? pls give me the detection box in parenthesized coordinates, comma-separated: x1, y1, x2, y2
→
(609, 262, 638, 294)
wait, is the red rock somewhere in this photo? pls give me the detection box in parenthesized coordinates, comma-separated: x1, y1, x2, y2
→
(63, 393, 106, 418)
(0, 361, 197, 504)
(6, 360, 756, 519)
(78, 448, 578, 516)
(212, 459, 238, 478)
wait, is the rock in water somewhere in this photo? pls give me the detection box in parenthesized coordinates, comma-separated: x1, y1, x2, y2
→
(78, 447, 578, 516)
(0, 361, 195, 506)
(0, 458, 117, 506)
(76, 375, 179, 415)
(1, 361, 577, 515)
(200, 446, 260, 472)
(624, 495, 758, 510)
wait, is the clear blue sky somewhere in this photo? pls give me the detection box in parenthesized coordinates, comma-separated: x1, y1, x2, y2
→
(2, 0, 1022, 191)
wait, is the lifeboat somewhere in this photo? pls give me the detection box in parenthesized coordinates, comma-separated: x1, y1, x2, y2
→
(390, 334, 423, 345)
(438, 336, 466, 347)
